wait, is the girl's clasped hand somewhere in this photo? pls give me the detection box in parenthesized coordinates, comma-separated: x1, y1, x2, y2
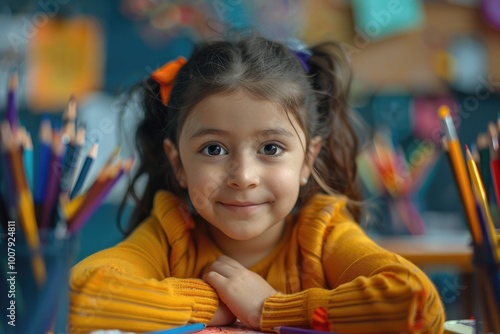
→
(204, 255, 276, 328)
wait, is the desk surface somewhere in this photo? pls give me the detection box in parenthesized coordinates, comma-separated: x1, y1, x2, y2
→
(373, 233, 474, 271)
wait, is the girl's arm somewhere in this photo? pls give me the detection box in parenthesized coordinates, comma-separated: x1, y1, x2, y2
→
(69, 213, 221, 333)
(260, 221, 445, 333)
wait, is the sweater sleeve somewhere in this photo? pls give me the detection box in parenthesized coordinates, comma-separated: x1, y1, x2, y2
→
(260, 209, 445, 333)
(68, 214, 219, 333)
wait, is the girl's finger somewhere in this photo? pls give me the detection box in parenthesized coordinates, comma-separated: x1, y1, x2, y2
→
(207, 259, 236, 277)
(203, 270, 227, 287)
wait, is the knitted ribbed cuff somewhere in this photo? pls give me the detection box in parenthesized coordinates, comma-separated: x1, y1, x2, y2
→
(261, 291, 308, 331)
(169, 277, 219, 323)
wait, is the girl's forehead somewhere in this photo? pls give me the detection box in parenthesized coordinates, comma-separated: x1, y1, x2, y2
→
(180, 91, 306, 139)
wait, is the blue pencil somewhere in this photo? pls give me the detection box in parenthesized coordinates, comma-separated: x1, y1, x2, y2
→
(60, 97, 80, 194)
(70, 143, 98, 199)
(147, 323, 205, 334)
(60, 141, 79, 193)
(34, 118, 52, 204)
(23, 131, 34, 192)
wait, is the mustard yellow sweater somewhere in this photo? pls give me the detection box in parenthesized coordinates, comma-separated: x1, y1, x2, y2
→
(69, 191, 445, 333)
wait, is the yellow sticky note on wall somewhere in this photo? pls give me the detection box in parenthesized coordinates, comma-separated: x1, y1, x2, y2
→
(26, 16, 104, 112)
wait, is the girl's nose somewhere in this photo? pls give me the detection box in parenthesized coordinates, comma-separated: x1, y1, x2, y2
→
(226, 157, 260, 189)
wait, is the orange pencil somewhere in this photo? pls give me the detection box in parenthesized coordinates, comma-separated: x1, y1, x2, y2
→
(438, 106, 482, 245)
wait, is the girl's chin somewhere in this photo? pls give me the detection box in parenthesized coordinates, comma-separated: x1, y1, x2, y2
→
(209, 224, 263, 242)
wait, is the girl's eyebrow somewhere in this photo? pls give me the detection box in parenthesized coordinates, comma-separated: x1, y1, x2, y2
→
(189, 128, 228, 139)
(189, 127, 294, 139)
(257, 128, 294, 138)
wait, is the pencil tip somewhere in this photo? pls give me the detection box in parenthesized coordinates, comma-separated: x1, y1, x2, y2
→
(438, 105, 450, 119)
(66, 96, 77, 119)
(465, 145, 475, 160)
(489, 122, 498, 139)
(8, 72, 18, 91)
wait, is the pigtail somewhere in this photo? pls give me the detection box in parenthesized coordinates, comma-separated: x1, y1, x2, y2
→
(117, 78, 183, 235)
(307, 43, 362, 221)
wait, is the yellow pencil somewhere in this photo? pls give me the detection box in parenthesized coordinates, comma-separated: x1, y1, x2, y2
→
(1, 122, 46, 284)
(438, 106, 483, 245)
(466, 147, 498, 264)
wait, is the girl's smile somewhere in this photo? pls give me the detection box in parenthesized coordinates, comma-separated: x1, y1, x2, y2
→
(217, 200, 270, 215)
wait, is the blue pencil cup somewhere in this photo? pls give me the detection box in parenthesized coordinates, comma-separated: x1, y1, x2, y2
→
(0, 229, 79, 334)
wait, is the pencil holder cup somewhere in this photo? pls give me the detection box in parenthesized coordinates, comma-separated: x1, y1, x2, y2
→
(0, 229, 79, 334)
(471, 244, 500, 334)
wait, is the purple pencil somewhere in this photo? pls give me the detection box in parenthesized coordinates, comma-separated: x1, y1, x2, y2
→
(6, 71, 18, 132)
(273, 326, 339, 334)
(40, 131, 65, 230)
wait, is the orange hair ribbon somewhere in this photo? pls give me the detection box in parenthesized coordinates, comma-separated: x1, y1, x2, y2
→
(151, 56, 187, 105)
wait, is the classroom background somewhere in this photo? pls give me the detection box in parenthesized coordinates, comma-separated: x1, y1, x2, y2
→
(1, 0, 499, 325)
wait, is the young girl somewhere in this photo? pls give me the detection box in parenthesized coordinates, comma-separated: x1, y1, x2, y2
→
(69, 34, 444, 333)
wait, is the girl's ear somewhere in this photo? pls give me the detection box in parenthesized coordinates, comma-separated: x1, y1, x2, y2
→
(163, 138, 187, 188)
(300, 136, 322, 184)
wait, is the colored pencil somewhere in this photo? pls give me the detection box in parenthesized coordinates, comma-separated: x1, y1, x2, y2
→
(63, 146, 120, 220)
(40, 131, 65, 230)
(68, 157, 133, 234)
(466, 147, 498, 264)
(66, 160, 119, 226)
(70, 142, 98, 199)
(438, 105, 482, 245)
(68, 126, 86, 187)
(34, 118, 53, 204)
(489, 122, 500, 216)
(60, 97, 79, 194)
(6, 71, 18, 132)
(22, 130, 34, 192)
(1, 140, 17, 217)
(273, 326, 340, 334)
(477, 133, 491, 197)
(147, 323, 205, 334)
(1, 122, 46, 285)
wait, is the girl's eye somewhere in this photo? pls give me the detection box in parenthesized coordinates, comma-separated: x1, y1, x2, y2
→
(202, 144, 228, 156)
(259, 143, 283, 156)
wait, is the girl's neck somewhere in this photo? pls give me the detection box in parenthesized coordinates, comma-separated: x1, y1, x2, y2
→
(206, 219, 287, 268)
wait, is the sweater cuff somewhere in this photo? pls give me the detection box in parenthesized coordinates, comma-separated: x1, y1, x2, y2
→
(261, 291, 308, 331)
(169, 277, 219, 323)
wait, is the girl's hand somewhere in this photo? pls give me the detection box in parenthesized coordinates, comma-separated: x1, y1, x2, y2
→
(202, 255, 277, 329)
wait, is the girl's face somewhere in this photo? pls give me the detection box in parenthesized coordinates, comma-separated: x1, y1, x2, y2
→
(166, 90, 320, 244)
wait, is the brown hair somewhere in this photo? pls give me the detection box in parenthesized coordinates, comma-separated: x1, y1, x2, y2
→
(118, 33, 361, 235)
